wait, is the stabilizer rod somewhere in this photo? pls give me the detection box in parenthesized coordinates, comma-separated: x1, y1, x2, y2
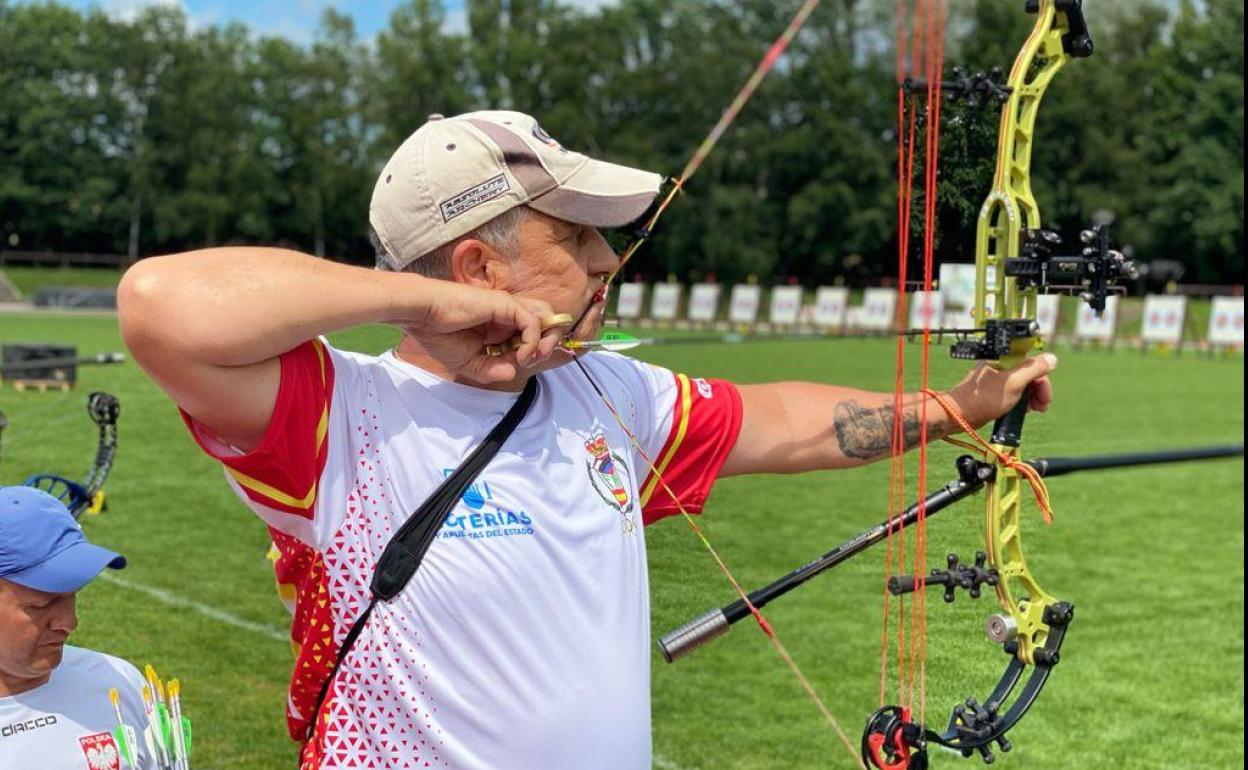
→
(657, 443, 1243, 662)
(658, 456, 991, 662)
(1029, 444, 1243, 478)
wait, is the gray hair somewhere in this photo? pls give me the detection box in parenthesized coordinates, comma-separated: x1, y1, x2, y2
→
(371, 206, 530, 280)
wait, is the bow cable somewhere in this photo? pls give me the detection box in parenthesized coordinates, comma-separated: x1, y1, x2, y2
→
(567, 1, 865, 764)
(884, 0, 946, 726)
(564, 0, 824, 340)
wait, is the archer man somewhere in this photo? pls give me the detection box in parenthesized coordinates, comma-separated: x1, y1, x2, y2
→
(119, 110, 1055, 770)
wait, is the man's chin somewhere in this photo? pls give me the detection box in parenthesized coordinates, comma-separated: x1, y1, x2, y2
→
(567, 300, 604, 343)
(33, 642, 67, 672)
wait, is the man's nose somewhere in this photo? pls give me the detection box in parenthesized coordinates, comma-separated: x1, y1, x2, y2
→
(587, 230, 621, 278)
(48, 598, 78, 634)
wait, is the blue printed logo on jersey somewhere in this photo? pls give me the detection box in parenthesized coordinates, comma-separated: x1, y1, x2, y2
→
(438, 469, 534, 540)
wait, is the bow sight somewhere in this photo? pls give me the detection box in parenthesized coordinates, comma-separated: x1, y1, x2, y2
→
(903, 66, 1012, 109)
(1010, 225, 1137, 314)
(948, 224, 1137, 362)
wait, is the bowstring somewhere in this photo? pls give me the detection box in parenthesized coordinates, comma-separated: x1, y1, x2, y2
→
(0, 393, 89, 459)
(914, 1, 947, 721)
(883, 0, 945, 725)
(568, 1, 866, 764)
(882, 0, 917, 712)
(574, 358, 859, 763)
(566, 0, 824, 341)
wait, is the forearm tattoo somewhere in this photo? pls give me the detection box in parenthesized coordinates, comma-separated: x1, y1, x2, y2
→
(832, 397, 945, 460)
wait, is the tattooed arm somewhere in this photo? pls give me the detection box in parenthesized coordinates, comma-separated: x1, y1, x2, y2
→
(831, 393, 947, 460)
(719, 355, 1058, 477)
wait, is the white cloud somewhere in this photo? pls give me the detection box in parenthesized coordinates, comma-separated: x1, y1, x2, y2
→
(90, 0, 223, 31)
(95, 0, 182, 19)
(441, 0, 617, 35)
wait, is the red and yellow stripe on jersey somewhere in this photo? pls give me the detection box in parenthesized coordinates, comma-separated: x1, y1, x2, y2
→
(179, 339, 339, 742)
(639, 373, 743, 525)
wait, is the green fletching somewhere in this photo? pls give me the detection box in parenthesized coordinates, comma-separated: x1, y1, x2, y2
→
(112, 725, 137, 769)
(591, 332, 642, 351)
(157, 703, 172, 747)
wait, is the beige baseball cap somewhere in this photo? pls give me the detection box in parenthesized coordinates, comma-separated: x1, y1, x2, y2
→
(370, 110, 664, 271)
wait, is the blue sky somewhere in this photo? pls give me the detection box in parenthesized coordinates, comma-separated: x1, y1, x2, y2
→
(59, 0, 610, 42)
(63, 0, 440, 41)
(52, 0, 1191, 44)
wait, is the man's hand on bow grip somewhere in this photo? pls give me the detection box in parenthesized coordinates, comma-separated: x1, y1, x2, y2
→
(945, 353, 1058, 430)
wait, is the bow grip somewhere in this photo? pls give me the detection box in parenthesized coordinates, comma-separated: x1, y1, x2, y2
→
(990, 389, 1030, 448)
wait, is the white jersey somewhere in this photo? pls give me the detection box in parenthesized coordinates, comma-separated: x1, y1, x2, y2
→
(0, 646, 153, 770)
(183, 340, 743, 770)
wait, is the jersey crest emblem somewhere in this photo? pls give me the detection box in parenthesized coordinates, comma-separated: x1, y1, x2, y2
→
(584, 433, 636, 529)
(78, 731, 121, 770)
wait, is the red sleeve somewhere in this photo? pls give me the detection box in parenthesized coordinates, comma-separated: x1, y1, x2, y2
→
(179, 339, 334, 520)
(639, 375, 743, 525)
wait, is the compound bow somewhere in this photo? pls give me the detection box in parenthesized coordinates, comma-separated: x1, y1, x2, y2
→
(862, 2, 1136, 767)
(537, 1, 1140, 767)
(11, 391, 122, 518)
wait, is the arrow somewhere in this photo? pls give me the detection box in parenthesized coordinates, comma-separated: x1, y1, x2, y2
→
(561, 326, 991, 353)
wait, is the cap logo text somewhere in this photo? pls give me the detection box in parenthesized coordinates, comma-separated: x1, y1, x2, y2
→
(440, 174, 510, 222)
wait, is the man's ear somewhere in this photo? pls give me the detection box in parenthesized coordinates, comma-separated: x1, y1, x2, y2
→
(450, 239, 509, 289)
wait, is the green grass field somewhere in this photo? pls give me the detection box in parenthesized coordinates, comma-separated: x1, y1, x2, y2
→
(1, 266, 126, 296)
(0, 311, 1242, 770)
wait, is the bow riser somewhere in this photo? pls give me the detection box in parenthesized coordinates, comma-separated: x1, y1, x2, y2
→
(984, 458, 1059, 665)
(978, 0, 1092, 671)
(974, 1, 1089, 368)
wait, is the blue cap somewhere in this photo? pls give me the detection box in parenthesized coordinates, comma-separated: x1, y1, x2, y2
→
(0, 486, 126, 593)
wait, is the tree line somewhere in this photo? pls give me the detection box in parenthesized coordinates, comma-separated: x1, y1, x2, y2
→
(0, 0, 1242, 285)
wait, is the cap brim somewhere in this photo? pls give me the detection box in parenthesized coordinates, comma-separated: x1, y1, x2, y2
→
(6, 541, 126, 594)
(528, 157, 663, 229)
